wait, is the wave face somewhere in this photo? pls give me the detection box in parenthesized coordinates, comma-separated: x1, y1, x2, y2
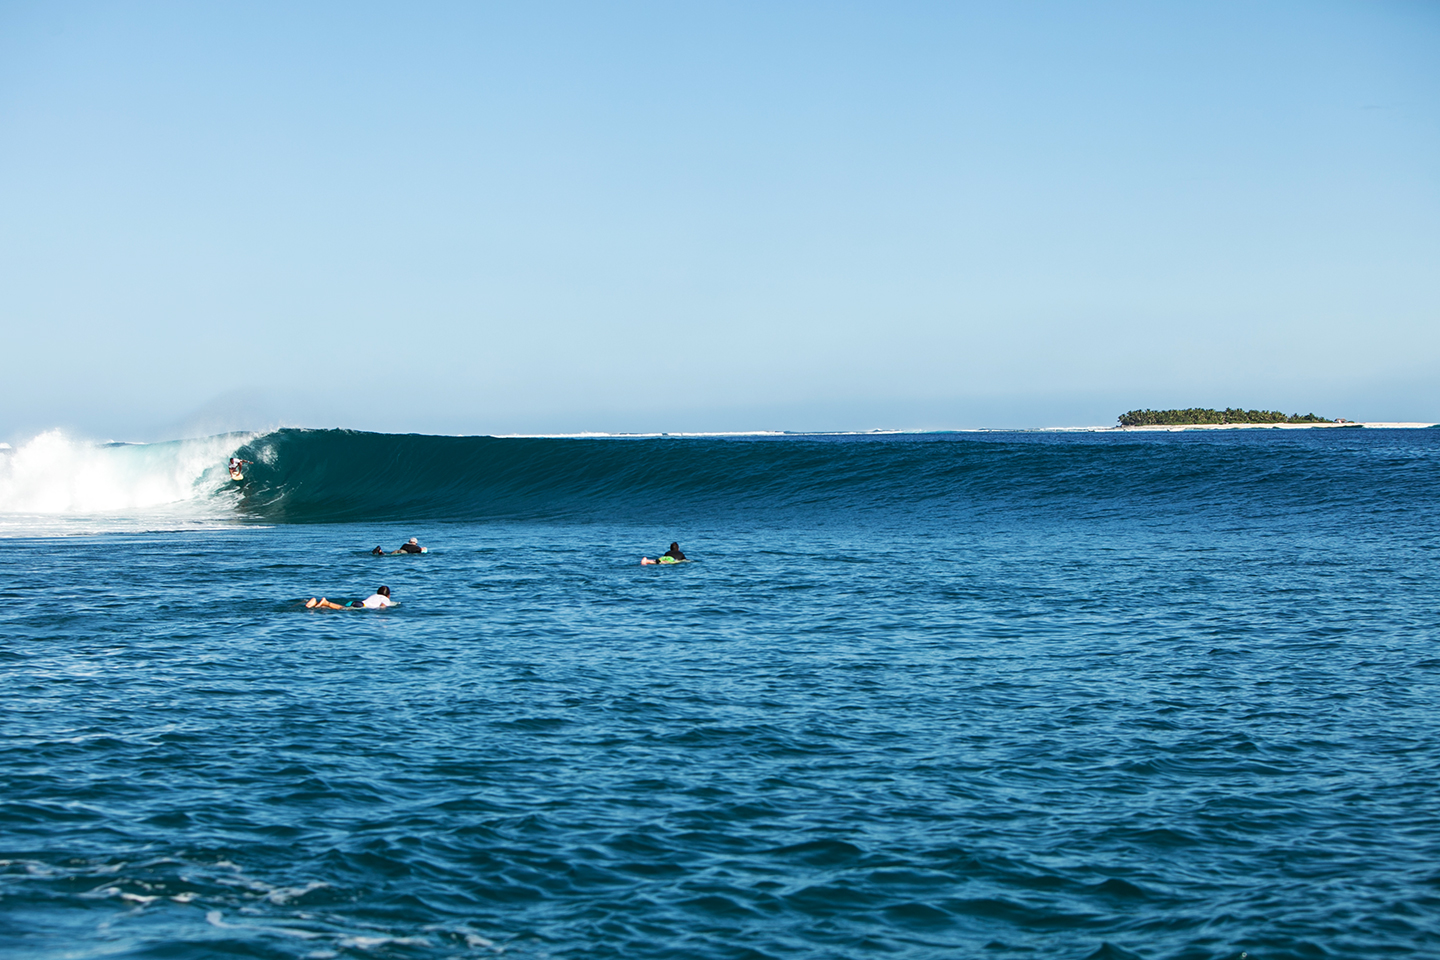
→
(224, 426, 1440, 525)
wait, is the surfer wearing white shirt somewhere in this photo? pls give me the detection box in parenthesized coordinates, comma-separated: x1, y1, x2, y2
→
(305, 586, 393, 609)
(361, 586, 394, 608)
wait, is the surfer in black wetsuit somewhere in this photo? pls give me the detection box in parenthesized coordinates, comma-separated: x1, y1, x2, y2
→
(372, 538, 424, 555)
(641, 542, 687, 565)
(372, 539, 424, 555)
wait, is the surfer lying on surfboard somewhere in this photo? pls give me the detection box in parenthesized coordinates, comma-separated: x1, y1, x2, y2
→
(641, 542, 687, 565)
(371, 538, 427, 555)
(305, 585, 394, 609)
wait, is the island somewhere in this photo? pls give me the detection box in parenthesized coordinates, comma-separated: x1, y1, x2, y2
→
(1117, 408, 1335, 427)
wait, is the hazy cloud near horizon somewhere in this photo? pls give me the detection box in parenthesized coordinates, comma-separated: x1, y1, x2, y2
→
(2, 1, 1437, 442)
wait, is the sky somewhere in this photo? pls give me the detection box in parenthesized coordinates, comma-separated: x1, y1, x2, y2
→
(1, 1, 1437, 440)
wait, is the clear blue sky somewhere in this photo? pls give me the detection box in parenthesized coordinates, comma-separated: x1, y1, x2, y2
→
(2, 1, 1437, 439)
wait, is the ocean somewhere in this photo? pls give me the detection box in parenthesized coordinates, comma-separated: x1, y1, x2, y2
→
(2, 427, 1439, 959)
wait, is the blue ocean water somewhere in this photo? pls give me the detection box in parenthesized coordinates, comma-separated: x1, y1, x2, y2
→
(3, 429, 1440, 959)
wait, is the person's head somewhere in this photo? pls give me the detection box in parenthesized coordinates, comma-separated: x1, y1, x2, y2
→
(371, 546, 383, 555)
(376, 585, 390, 597)
(408, 538, 418, 545)
(670, 542, 679, 551)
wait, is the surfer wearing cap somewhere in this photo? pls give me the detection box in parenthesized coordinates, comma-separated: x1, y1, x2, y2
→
(641, 542, 687, 565)
(371, 538, 425, 556)
(306, 586, 393, 610)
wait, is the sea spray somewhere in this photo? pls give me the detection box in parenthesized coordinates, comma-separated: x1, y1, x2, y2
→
(0, 430, 250, 532)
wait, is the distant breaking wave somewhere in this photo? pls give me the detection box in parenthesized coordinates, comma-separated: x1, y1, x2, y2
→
(2, 426, 1435, 534)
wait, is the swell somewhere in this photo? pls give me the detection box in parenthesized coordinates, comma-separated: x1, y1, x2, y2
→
(228, 428, 1440, 524)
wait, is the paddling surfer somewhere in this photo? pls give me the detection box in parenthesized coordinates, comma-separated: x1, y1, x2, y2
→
(306, 586, 394, 610)
(641, 542, 687, 565)
(371, 538, 426, 556)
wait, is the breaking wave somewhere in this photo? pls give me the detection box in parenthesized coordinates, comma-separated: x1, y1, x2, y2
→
(3, 425, 1435, 534)
(0, 430, 248, 535)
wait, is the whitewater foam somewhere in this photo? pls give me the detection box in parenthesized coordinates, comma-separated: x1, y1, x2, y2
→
(0, 430, 252, 536)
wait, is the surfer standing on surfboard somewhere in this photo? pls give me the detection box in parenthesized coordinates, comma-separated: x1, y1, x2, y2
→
(228, 457, 251, 480)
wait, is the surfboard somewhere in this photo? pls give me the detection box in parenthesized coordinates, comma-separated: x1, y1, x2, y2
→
(229, 470, 244, 481)
(641, 557, 689, 565)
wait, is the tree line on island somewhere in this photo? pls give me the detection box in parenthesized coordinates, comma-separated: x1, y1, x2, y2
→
(1117, 408, 1335, 427)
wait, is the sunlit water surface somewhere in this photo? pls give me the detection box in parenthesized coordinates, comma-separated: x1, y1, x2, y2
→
(4, 433, 1440, 960)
